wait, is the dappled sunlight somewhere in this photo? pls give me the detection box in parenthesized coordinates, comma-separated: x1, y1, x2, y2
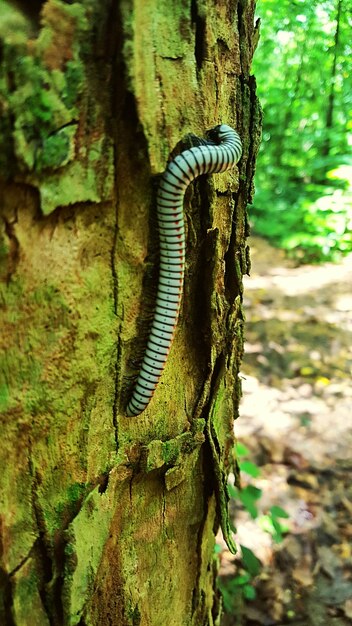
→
(245, 239, 352, 299)
(238, 372, 352, 463)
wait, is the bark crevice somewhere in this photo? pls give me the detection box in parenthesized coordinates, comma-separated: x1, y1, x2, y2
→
(0, 566, 16, 626)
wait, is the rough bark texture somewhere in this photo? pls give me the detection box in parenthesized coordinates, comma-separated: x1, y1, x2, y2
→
(0, 1, 260, 625)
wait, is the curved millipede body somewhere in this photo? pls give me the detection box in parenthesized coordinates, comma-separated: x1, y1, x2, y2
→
(126, 124, 242, 417)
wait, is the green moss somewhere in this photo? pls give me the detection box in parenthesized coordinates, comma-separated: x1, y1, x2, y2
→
(55, 483, 86, 522)
(0, 384, 9, 412)
(67, 485, 115, 623)
(125, 602, 142, 625)
(0, 279, 73, 417)
(37, 141, 114, 214)
(0, 0, 113, 212)
(162, 440, 181, 465)
(67, 482, 86, 505)
(36, 125, 76, 169)
(6, 54, 78, 171)
(0, 234, 9, 260)
(0, 1, 32, 43)
(211, 378, 237, 458)
(23, 369, 48, 414)
(12, 557, 51, 626)
(144, 431, 205, 473)
(63, 61, 84, 109)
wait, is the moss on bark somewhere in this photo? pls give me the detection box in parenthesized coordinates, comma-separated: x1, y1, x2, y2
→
(0, 0, 260, 624)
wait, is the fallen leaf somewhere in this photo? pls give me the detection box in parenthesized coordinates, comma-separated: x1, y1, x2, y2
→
(343, 599, 352, 619)
(336, 541, 352, 560)
(317, 545, 342, 578)
(292, 563, 314, 587)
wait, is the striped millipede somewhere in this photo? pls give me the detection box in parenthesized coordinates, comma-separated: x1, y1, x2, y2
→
(126, 124, 242, 417)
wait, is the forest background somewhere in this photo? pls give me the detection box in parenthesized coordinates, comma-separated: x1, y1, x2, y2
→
(251, 0, 351, 263)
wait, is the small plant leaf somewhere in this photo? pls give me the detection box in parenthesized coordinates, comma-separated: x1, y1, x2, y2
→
(232, 573, 251, 586)
(270, 505, 289, 519)
(243, 584, 256, 600)
(240, 545, 262, 576)
(238, 485, 262, 518)
(236, 442, 250, 457)
(245, 485, 262, 500)
(239, 460, 261, 477)
(227, 483, 238, 499)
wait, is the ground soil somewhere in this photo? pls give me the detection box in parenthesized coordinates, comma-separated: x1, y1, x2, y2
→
(219, 237, 352, 626)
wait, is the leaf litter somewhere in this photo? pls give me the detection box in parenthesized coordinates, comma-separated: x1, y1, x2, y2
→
(219, 237, 352, 626)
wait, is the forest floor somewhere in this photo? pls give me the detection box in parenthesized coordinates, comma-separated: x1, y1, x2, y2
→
(219, 236, 352, 626)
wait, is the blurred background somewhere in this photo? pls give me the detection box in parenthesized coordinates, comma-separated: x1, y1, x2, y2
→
(218, 1, 352, 624)
(253, 0, 351, 264)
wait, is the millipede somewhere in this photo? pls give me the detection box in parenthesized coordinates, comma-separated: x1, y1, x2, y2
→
(126, 123, 243, 417)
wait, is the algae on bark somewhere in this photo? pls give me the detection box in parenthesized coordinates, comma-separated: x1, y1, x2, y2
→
(0, 0, 260, 624)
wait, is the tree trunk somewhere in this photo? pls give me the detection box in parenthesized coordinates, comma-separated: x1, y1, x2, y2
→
(321, 0, 342, 158)
(0, 1, 260, 624)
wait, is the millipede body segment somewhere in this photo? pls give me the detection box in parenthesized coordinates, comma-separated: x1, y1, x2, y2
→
(126, 124, 242, 417)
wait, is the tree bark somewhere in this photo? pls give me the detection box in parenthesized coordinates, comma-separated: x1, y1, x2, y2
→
(0, 1, 260, 624)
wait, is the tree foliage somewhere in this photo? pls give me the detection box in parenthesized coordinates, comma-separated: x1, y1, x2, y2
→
(252, 0, 352, 262)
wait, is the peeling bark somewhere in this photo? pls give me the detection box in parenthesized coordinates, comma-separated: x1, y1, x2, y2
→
(0, 0, 260, 624)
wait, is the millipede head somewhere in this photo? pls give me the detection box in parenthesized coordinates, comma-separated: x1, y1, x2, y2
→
(206, 123, 235, 143)
(205, 124, 223, 143)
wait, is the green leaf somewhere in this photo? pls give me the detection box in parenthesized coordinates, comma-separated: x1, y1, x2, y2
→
(243, 584, 256, 600)
(271, 517, 284, 543)
(218, 585, 235, 613)
(270, 505, 289, 519)
(236, 442, 250, 457)
(238, 491, 258, 519)
(232, 573, 251, 586)
(240, 545, 262, 576)
(239, 460, 261, 478)
(245, 485, 262, 500)
(258, 514, 273, 532)
(227, 483, 238, 499)
(238, 485, 262, 519)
